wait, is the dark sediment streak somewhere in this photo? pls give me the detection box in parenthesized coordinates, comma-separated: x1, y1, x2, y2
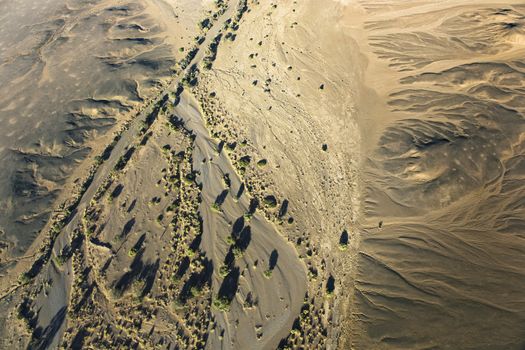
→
(0, 0, 176, 256)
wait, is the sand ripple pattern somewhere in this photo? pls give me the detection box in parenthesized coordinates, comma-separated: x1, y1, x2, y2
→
(354, 2, 525, 349)
(0, 0, 176, 255)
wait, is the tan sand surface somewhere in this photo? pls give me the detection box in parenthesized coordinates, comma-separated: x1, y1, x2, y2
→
(1, 0, 525, 349)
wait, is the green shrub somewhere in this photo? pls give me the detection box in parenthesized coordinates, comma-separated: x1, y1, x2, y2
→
(211, 202, 222, 213)
(213, 296, 231, 311)
(190, 286, 203, 297)
(18, 273, 32, 284)
(219, 265, 230, 277)
(233, 246, 244, 259)
(54, 254, 67, 266)
(129, 247, 139, 257)
(257, 159, 268, 167)
(238, 155, 251, 167)
(263, 195, 277, 208)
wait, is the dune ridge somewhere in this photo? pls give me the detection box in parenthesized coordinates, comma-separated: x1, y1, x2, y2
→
(341, 1, 525, 349)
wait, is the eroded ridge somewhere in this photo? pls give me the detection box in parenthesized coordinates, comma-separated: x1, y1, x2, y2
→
(0, 0, 186, 253)
(0, 1, 309, 349)
(353, 2, 525, 349)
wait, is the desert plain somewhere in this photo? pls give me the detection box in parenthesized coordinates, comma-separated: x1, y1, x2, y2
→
(1, 0, 525, 349)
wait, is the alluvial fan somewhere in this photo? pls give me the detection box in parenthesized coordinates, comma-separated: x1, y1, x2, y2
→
(350, 1, 525, 349)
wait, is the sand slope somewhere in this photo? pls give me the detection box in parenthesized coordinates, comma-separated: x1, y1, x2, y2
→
(341, 1, 525, 349)
(2, 0, 524, 349)
(0, 0, 210, 257)
(0, 1, 308, 348)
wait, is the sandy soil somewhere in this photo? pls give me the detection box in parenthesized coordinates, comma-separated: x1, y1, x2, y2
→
(0, 1, 309, 348)
(1, 0, 525, 349)
(339, 1, 525, 349)
(0, 0, 212, 256)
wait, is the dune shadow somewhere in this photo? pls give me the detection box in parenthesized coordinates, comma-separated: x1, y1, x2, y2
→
(339, 230, 349, 246)
(231, 216, 245, 237)
(179, 258, 213, 301)
(236, 183, 245, 199)
(215, 189, 229, 206)
(248, 197, 259, 214)
(218, 266, 240, 303)
(237, 226, 251, 251)
(120, 217, 135, 239)
(110, 184, 124, 199)
(72, 276, 94, 315)
(269, 249, 279, 270)
(278, 199, 289, 218)
(29, 306, 67, 350)
(175, 256, 191, 280)
(89, 236, 112, 250)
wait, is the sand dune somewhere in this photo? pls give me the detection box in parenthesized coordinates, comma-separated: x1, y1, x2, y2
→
(0, 1, 308, 348)
(2, 0, 525, 349)
(0, 0, 205, 257)
(344, 1, 525, 349)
